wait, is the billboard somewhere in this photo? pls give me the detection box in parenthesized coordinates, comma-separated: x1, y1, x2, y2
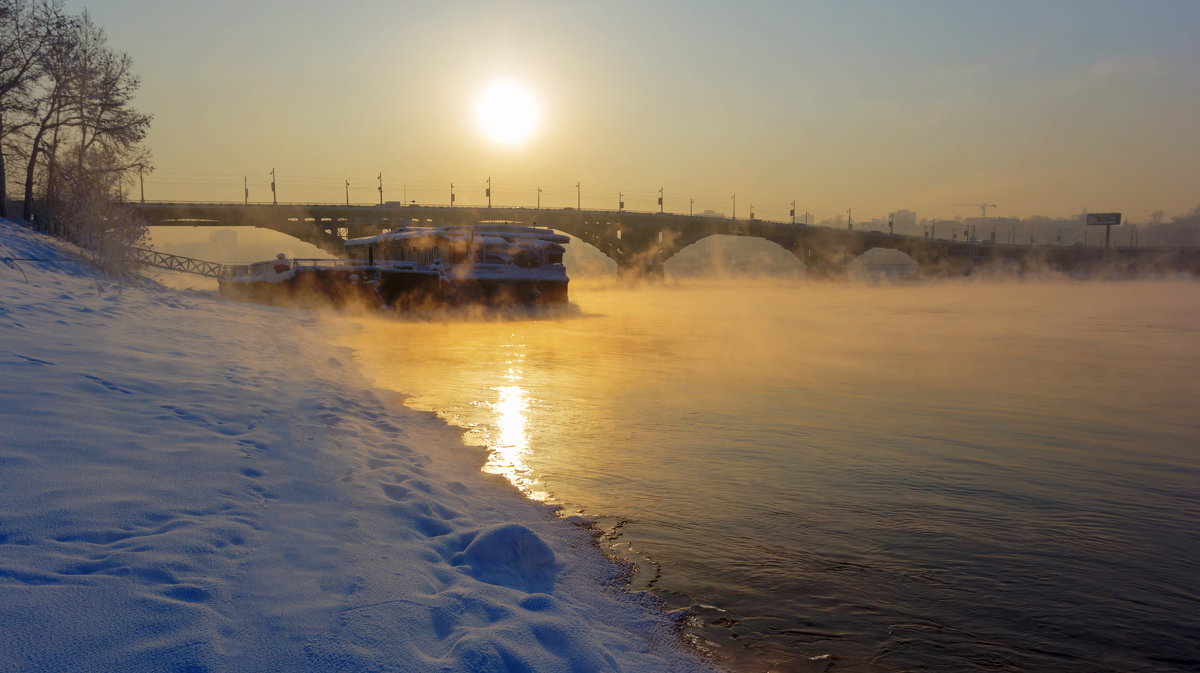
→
(1086, 212, 1122, 226)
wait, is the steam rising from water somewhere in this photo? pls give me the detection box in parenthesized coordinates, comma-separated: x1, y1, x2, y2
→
(337, 278, 1200, 672)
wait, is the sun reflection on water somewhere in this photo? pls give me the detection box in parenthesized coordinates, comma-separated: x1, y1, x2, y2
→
(480, 347, 548, 500)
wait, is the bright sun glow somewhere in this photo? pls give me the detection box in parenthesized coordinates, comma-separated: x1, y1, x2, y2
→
(475, 80, 540, 146)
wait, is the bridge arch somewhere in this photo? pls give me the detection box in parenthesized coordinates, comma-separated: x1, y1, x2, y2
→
(845, 247, 920, 280)
(556, 231, 618, 276)
(664, 233, 806, 276)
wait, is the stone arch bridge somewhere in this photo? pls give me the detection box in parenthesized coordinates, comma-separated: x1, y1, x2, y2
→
(129, 202, 1200, 278)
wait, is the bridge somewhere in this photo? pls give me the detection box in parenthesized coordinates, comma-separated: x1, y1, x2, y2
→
(128, 202, 1200, 278)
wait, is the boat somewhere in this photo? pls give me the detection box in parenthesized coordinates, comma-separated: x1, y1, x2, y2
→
(344, 222, 570, 305)
(219, 222, 570, 309)
(218, 255, 439, 308)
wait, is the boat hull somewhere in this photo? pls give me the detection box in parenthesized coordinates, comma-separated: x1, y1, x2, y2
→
(440, 278, 569, 306)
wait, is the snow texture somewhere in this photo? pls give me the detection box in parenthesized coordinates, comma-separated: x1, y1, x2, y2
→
(0, 220, 716, 673)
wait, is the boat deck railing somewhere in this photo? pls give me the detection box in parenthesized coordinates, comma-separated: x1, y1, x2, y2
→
(291, 258, 425, 271)
(224, 257, 428, 279)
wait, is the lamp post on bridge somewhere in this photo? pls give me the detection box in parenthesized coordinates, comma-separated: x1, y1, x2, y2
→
(790, 201, 796, 225)
(271, 168, 277, 206)
(486, 177, 492, 208)
(690, 197, 694, 216)
(619, 192, 624, 212)
(576, 181, 581, 210)
(345, 180, 350, 206)
(537, 187, 542, 209)
(377, 173, 383, 205)
(658, 187, 663, 214)
(243, 176, 248, 205)
(450, 182, 455, 207)
(732, 194, 736, 220)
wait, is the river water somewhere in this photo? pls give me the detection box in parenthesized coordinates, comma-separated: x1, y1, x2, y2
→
(337, 278, 1200, 673)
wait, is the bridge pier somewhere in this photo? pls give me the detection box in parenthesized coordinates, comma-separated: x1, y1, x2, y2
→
(616, 259, 666, 279)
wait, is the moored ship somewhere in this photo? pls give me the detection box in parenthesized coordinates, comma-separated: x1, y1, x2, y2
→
(344, 222, 570, 305)
(218, 255, 439, 308)
(219, 222, 570, 309)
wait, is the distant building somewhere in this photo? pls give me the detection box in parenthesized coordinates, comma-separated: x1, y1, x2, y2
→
(210, 229, 237, 246)
(892, 209, 917, 232)
(698, 209, 725, 218)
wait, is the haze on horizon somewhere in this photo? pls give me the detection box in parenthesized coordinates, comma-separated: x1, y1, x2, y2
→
(68, 0, 1200, 223)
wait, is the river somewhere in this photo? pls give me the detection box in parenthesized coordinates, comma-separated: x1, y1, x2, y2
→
(336, 278, 1200, 672)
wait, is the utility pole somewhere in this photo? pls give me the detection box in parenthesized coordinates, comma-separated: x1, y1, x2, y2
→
(450, 182, 455, 207)
(790, 201, 796, 225)
(690, 197, 694, 216)
(138, 168, 145, 204)
(377, 173, 383, 205)
(576, 181, 580, 210)
(658, 187, 663, 214)
(732, 194, 736, 220)
(537, 187, 542, 209)
(847, 208, 853, 231)
(271, 168, 277, 205)
(619, 192, 624, 211)
(345, 180, 350, 206)
(486, 177, 492, 208)
(243, 176, 248, 205)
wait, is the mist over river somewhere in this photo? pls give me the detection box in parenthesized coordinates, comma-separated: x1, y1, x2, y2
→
(337, 279, 1200, 673)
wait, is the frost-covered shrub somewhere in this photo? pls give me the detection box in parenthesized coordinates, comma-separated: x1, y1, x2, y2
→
(44, 172, 148, 279)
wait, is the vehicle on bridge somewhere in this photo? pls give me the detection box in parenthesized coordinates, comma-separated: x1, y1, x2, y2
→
(345, 222, 570, 305)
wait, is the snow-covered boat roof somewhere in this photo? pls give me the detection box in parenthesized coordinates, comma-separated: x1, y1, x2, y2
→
(346, 223, 570, 247)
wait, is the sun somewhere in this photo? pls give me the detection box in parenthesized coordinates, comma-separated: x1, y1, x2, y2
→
(475, 80, 540, 146)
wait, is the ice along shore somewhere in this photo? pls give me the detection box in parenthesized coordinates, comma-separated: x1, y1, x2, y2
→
(0, 219, 718, 673)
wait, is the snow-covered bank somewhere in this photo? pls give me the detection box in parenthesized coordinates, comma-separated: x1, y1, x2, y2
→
(0, 220, 717, 673)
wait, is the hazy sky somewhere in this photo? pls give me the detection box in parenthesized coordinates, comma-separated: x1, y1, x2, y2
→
(69, 0, 1200, 222)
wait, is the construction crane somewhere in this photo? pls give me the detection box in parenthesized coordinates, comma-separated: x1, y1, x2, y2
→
(957, 202, 997, 218)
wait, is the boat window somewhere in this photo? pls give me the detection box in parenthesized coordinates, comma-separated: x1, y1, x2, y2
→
(513, 250, 538, 267)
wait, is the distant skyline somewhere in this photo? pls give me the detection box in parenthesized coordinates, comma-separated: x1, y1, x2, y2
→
(68, 0, 1200, 222)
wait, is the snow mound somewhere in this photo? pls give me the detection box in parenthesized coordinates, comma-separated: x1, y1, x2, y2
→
(452, 523, 559, 592)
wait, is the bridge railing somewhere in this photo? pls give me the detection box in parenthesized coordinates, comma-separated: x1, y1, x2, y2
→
(134, 247, 227, 278)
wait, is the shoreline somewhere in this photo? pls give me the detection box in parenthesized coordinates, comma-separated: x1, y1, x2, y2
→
(0, 219, 721, 673)
(320, 309, 743, 670)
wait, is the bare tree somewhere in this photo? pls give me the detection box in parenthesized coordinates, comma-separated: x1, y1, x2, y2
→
(20, 10, 152, 241)
(19, 13, 75, 224)
(64, 12, 151, 179)
(0, 0, 68, 218)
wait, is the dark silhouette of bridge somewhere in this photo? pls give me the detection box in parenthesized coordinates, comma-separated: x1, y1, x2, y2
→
(128, 202, 1200, 278)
